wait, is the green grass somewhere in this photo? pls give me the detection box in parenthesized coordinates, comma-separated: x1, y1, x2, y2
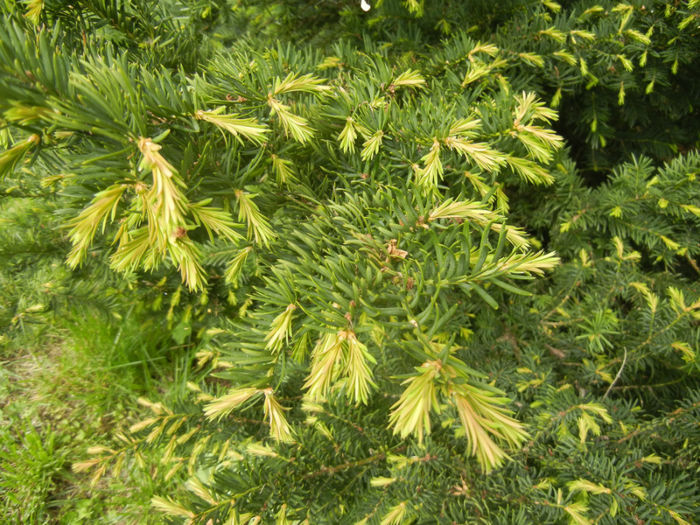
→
(0, 197, 187, 523)
(0, 310, 186, 523)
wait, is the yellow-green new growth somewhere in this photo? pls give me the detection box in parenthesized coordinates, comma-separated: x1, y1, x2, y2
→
(428, 198, 497, 223)
(24, 0, 44, 24)
(461, 58, 507, 87)
(343, 331, 376, 405)
(235, 190, 275, 247)
(303, 330, 377, 404)
(267, 97, 314, 143)
(303, 331, 346, 400)
(338, 117, 358, 153)
(489, 250, 560, 276)
(448, 117, 482, 136)
(388, 360, 441, 443)
(469, 41, 500, 59)
(204, 387, 261, 420)
(272, 72, 330, 95)
(0, 134, 39, 180)
(380, 501, 408, 525)
(65, 136, 208, 290)
(167, 235, 206, 291)
(428, 199, 531, 248)
(511, 92, 563, 163)
(444, 136, 506, 173)
(506, 156, 555, 185)
(137, 137, 188, 234)
(265, 304, 297, 352)
(151, 496, 194, 519)
(416, 139, 443, 188)
(361, 130, 384, 161)
(4, 104, 50, 125)
(263, 389, 294, 442)
(66, 184, 126, 267)
(225, 246, 253, 287)
(195, 107, 269, 144)
(271, 154, 296, 184)
(185, 478, 218, 505)
(512, 124, 564, 163)
(391, 69, 426, 89)
(450, 384, 529, 473)
(189, 200, 242, 242)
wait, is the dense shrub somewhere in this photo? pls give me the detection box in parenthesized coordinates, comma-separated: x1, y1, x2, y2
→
(1, 0, 698, 523)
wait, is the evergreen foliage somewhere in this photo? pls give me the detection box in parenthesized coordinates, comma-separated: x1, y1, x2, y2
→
(0, 0, 698, 523)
